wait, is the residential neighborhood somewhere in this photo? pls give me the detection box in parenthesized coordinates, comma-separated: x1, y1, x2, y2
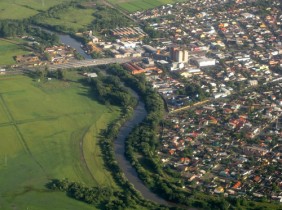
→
(160, 83, 282, 202)
(122, 0, 282, 203)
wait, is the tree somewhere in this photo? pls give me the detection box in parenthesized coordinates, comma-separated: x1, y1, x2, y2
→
(44, 52, 51, 61)
(57, 69, 65, 80)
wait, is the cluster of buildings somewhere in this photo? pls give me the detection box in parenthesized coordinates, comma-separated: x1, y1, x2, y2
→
(160, 83, 282, 202)
(110, 27, 146, 41)
(10, 35, 77, 67)
(15, 54, 43, 67)
(122, 59, 162, 75)
(83, 36, 145, 59)
(14, 45, 75, 67)
(121, 0, 282, 203)
(128, 0, 282, 105)
(44, 45, 75, 64)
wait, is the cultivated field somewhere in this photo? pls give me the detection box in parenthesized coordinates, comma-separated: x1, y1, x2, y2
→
(0, 73, 120, 209)
(0, 0, 74, 19)
(108, 0, 184, 12)
(0, 38, 30, 66)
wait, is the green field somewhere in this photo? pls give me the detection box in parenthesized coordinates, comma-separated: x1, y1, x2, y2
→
(0, 0, 74, 20)
(108, 0, 183, 12)
(37, 6, 95, 31)
(0, 39, 30, 66)
(0, 73, 120, 209)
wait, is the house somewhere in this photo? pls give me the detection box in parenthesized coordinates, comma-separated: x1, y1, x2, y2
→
(84, 72, 98, 78)
(232, 181, 241, 189)
(214, 186, 224, 193)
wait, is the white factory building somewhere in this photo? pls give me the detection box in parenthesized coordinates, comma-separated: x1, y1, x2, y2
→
(191, 56, 216, 67)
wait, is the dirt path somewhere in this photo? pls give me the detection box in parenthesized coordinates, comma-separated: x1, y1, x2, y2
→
(0, 94, 46, 174)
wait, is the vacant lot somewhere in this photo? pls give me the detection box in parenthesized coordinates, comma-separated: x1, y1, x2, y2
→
(0, 39, 30, 66)
(0, 0, 73, 19)
(0, 73, 120, 209)
(108, 0, 183, 12)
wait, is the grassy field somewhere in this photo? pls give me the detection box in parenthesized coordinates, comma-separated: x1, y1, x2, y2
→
(37, 6, 95, 31)
(108, 0, 183, 12)
(0, 39, 30, 66)
(0, 73, 120, 209)
(0, 0, 74, 19)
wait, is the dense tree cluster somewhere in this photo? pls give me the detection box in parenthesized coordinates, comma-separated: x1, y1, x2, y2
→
(0, 20, 25, 37)
(90, 75, 137, 107)
(47, 179, 112, 205)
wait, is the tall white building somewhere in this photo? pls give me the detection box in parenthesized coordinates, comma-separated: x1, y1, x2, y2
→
(174, 49, 189, 63)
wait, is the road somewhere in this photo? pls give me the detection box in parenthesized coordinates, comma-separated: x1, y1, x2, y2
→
(47, 57, 133, 70)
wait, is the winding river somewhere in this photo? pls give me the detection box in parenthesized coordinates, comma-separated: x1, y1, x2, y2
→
(39, 26, 190, 207)
(56, 30, 172, 204)
(113, 90, 171, 206)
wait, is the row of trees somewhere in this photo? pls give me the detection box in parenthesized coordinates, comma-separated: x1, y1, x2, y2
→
(34, 68, 66, 81)
(47, 179, 112, 205)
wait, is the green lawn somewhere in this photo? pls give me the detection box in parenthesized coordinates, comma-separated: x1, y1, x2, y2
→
(0, 73, 120, 209)
(0, 0, 74, 19)
(0, 39, 30, 66)
(37, 6, 96, 31)
(108, 0, 184, 12)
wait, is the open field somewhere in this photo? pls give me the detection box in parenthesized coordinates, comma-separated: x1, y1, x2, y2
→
(0, 39, 30, 66)
(108, 0, 184, 12)
(37, 6, 95, 31)
(0, 0, 74, 19)
(0, 73, 120, 209)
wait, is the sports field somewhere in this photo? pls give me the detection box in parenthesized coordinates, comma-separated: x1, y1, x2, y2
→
(108, 0, 183, 12)
(0, 0, 73, 19)
(0, 73, 120, 209)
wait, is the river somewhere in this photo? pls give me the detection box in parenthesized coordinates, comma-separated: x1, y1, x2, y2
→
(38, 26, 189, 208)
(113, 90, 171, 206)
(57, 34, 168, 203)
(58, 35, 92, 60)
(57, 31, 187, 207)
